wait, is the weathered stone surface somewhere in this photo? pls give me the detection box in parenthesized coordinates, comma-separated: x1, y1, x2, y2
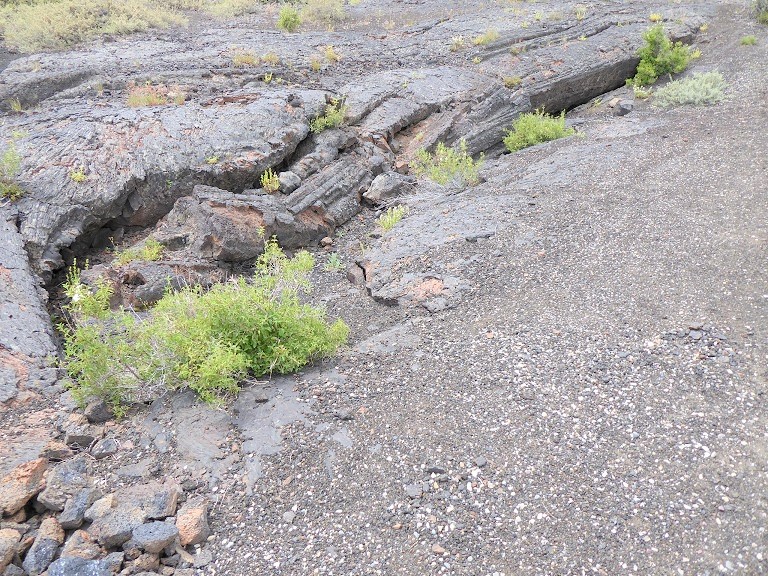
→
(83, 401, 112, 424)
(59, 487, 101, 529)
(88, 506, 147, 548)
(0, 529, 20, 572)
(21, 517, 63, 575)
(60, 530, 102, 560)
(0, 458, 47, 517)
(48, 557, 111, 576)
(132, 522, 178, 554)
(89, 439, 118, 461)
(363, 172, 415, 205)
(36, 457, 89, 512)
(175, 499, 210, 547)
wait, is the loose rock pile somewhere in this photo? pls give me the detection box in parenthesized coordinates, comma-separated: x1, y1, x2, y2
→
(0, 403, 211, 576)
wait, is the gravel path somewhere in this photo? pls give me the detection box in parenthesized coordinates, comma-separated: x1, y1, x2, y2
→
(201, 4, 767, 575)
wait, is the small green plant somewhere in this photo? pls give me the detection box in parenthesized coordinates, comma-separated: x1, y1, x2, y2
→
(69, 168, 87, 183)
(472, 28, 499, 46)
(310, 99, 347, 133)
(324, 252, 343, 271)
(323, 45, 341, 62)
(503, 75, 522, 88)
(260, 168, 280, 193)
(61, 237, 348, 412)
(309, 55, 323, 71)
(412, 139, 483, 187)
(377, 205, 409, 232)
(206, 155, 220, 165)
(263, 72, 274, 84)
(9, 98, 22, 113)
(575, 4, 587, 20)
(277, 5, 301, 31)
(629, 24, 693, 86)
(633, 86, 653, 99)
(232, 51, 259, 67)
(450, 35, 467, 51)
(649, 13, 663, 23)
(0, 141, 23, 201)
(740, 35, 757, 45)
(503, 109, 575, 152)
(652, 71, 727, 107)
(114, 238, 165, 266)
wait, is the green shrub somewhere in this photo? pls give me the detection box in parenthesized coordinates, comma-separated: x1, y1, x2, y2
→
(310, 99, 347, 133)
(61, 238, 349, 412)
(652, 71, 727, 107)
(755, 0, 768, 23)
(260, 167, 280, 192)
(0, 141, 23, 201)
(411, 139, 483, 186)
(629, 24, 693, 86)
(503, 109, 575, 152)
(740, 35, 757, 46)
(277, 4, 300, 31)
(377, 205, 409, 232)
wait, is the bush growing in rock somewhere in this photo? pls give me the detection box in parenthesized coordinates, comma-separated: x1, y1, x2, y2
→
(61, 238, 349, 412)
(629, 24, 695, 86)
(411, 139, 483, 187)
(755, 0, 768, 23)
(653, 71, 727, 107)
(503, 109, 575, 152)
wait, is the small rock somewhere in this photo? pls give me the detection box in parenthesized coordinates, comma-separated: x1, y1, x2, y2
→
(36, 457, 89, 512)
(60, 530, 102, 560)
(84, 494, 116, 523)
(431, 543, 446, 555)
(90, 438, 119, 460)
(22, 517, 64, 575)
(474, 456, 488, 468)
(520, 389, 535, 401)
(320, 236, 334, 247)
(101, 552, 124, 573)
(41, 441, 75, 461)
(48, 557, 111, 576)
(0, 458, 47, 517)
(0, 528, 20, 572)
(131, 553, 160, 573)
(405, 484, 422, 499)
(277, 171, 301, 194)
(363, 172, 414, 205)
(282, 511, 296, 524)
(689, 330, 703, 341)
(346, 263, 366, 286)
(132, 522, 179, 554)
(3, 564, 25, 576)
(192, 548, 212, 568)
(84, 400, 113, 424)
(60, 487, 102, 529)
(614, 100, 634, 116)
(89, 506, 147, 548)
(175, 499, 210, 547)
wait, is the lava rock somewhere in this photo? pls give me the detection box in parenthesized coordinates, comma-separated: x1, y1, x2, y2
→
(175, 499, 210, 547)
(0, 528, 20, 572)
(84, 401, 112, 424)
(22, 517, 64, 575)
(59, 487, 101, 529)
(36, 457, 89, 512)
(362, 172, 415, 205)
(132, 522, 179, 554)
(0, 459, 47, 517)
(90, 438, 118, 460)
(48, 557, 111, 576)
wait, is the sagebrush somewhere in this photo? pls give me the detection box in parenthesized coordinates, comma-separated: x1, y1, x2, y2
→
(652, 71, 727, 107)
(61, 238, 349, 413)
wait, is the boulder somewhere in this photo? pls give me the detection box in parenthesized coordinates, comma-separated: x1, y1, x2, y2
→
(132, 522, 179, 554)
(0, 528, 20, 572)
(48, 557, 111, 576)
(21, 517, 64, 575)
(175, 499, 210, 547)
(363, 172, 415, 205)
(0, 458, 47, 517)
(36, 457, 89, 512)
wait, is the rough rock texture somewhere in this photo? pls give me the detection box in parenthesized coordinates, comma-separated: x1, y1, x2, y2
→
(37, 457, 89, 513)
(0, 529, 20, 572)
(131, 522, 178, 554)
(22, 517, 64, 575)
(48, 557, 111, 576)
(175, 500, 210, 547)
(0, 458, 47, 517)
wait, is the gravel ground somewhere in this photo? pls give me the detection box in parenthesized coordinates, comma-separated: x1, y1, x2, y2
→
(194, 4, 767, 575)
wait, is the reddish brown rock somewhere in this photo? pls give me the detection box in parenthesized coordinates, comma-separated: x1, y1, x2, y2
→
(175, 499, 210, 547)
(60, 530, 103, 560)
(0, 458, 47, 517)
